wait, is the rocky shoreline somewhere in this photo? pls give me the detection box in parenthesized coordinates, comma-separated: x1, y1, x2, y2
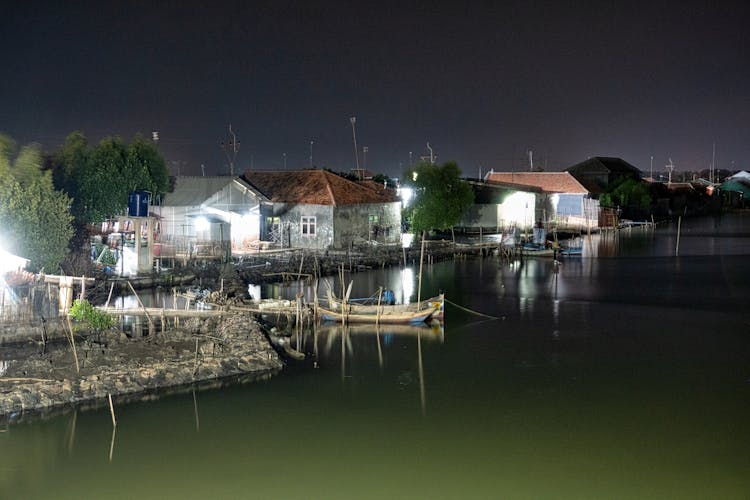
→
(0, 314, 283, 419)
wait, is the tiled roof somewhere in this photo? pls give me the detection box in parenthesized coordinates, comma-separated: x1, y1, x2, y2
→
(485, 172, 589, 194)
(242, 169, 398, 206)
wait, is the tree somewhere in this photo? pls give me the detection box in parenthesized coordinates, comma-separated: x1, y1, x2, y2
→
(51, 132, 171, 226)
(403, 161, 474, 235)
(0, 135, 74, 272)
(600, 178, 652, 210)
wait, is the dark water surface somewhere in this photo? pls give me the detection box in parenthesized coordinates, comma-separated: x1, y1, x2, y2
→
(2, 215, 750, 499)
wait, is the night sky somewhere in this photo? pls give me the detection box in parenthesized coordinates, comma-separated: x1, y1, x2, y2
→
(1, 0, 748, 177)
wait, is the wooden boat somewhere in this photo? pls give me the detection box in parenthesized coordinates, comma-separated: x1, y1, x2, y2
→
(319, 293, 444, 325)
(520, 243, 555, 257)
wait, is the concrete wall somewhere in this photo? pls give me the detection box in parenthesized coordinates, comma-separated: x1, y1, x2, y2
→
(333, 202, 401, 248)
(273, 203, 335, 250)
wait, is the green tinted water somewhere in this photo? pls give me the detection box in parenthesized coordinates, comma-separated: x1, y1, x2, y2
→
(2, 217, 749, 499)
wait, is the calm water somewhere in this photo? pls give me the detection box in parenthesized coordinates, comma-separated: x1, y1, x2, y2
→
(2, 215, 750, 499)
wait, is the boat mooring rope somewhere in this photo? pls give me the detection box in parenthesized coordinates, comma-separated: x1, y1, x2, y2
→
(444, 298, 500, 320)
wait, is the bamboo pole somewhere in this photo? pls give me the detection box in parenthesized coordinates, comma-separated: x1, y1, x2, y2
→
(108, 393, 117, 427)
(297, 252, 305, 281)
(127, 281, 154, 332)
(65, 315, 80, 373)
(417, 231, 426, 310)
(376, 286, 382, 327)
(105, 282, 114, 308)
(192, 389, 200, 432)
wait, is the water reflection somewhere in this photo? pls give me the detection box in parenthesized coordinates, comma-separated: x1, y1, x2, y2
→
(302, 321, 444, 415)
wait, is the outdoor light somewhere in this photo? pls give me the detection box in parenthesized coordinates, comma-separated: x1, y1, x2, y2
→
(194, 216, 209, 232)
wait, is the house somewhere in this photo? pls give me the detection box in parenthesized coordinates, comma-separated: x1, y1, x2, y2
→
(565, 157, 641, 194)
(455, 179, 542, 233)
(242, 169, 401, 250)
(483, 171, 599, 230)
(153, 176, 268, 258)
(719, 172, 750, 207)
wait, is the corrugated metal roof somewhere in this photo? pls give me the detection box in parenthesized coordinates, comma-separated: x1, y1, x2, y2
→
(242, 169, 398, 205)
(160, 176, 263, 206)
(485, 172, 589, 194)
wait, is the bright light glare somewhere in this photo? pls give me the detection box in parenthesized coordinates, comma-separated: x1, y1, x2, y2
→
(0, 245, 29, 274)
(500, 192, 536, 228)
(194, 216, 209, 232)
(401, 232, 414, 248)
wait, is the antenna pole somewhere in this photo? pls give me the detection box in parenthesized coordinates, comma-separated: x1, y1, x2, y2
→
(350, 117, 360, 171)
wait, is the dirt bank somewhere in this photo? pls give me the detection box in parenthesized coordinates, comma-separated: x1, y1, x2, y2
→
(0, 314, 282, 419)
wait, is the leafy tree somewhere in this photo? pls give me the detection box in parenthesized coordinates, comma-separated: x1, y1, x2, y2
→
(403, 161, 474, 235)
(127, 134, 170, 200)
(51, 132, 171, 226)
(0, 135, 74, 272)
(600, 178, 652, 210)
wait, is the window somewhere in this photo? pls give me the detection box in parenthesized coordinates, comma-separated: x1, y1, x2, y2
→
(368, 214, 379, 224)
(301, 216, 316, 236)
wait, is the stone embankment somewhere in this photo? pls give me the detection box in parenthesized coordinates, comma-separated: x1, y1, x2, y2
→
(0, 315, 282, 418)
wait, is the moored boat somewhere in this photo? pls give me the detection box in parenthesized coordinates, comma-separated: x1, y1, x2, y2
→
(320, 292, 444, 325)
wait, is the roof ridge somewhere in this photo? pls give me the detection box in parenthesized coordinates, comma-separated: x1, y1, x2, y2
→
(322, 170, 337, 206)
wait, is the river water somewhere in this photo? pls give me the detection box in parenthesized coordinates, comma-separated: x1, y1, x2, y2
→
(2, 215, 750, 499)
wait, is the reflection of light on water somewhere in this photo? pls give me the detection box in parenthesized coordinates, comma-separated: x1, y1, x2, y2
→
(401, 268, 415, 304)
(0, 360, 8, 376)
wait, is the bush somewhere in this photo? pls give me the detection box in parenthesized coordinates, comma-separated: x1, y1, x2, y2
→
(69, 299, 114, 331)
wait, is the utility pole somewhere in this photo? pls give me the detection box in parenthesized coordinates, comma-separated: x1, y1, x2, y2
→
(309, 141, 314, 168)
(650, 155, 653, 180)
(711, 141, 716, 184)
(350, 117, 360, 171)
(283, 152, 287, 169)
(220, 124, 240, 176)
(666, 158, 675, 184)
(362, 146, 368, 179)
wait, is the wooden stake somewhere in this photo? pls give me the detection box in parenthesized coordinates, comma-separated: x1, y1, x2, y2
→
(104, 282, 114, 308)
(108, 393, 117, 427)
(127, 281, 153, 332)
(417, 231, 426, 310)
(65, 315, 80, 373)
(376, 286, 382, 326)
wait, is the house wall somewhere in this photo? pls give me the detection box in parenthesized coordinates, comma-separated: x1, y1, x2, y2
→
(457, 204, 500, 231)
(271, 203, 335, 250)
(332, 202, 401, 248)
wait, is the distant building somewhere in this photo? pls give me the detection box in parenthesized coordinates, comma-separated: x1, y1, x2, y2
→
(483, 171, 599, 229)
(565, 157, 641, 194)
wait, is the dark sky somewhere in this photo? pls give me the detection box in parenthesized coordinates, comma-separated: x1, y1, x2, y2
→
(1, 0, 748, 177)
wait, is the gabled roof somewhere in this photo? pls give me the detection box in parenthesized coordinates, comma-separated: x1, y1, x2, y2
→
(161, 176, 264, 206)
(484, 172, 589, 194)
(242, 169, 399, 206)
(566, 157, 641, 176)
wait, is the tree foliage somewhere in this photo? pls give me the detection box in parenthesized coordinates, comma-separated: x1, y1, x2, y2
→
(0, 134, 74, 272)
(600, 178, 652, 210)
(403, 161, 474, 234)
(51, 132, 170, 226)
